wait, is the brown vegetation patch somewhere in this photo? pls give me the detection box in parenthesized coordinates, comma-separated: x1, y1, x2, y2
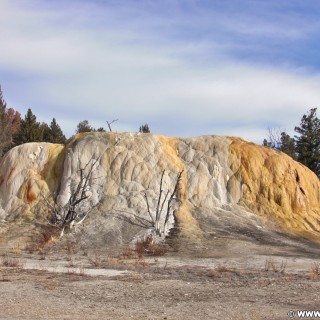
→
(27, 226, 59, 254)
(309, 262, 320, 281)
(0, 254, 24, 269)
(135, 236, 168, 258)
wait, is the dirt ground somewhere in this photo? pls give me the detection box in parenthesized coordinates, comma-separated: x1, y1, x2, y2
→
(1, 235, 320, 320)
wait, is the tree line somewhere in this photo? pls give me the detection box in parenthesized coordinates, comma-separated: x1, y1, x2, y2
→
(263, 108, 320, 178)
(0, 86, 151, 158)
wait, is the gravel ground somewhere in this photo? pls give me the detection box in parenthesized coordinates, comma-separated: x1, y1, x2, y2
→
(1, 249, 320, 320)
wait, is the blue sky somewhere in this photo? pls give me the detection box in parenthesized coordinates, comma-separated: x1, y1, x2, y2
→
(1, 0, 320, 142)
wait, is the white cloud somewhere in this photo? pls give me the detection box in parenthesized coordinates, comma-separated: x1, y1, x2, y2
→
(1, 0, 320, 143)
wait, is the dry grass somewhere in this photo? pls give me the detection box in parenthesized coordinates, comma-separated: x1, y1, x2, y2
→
(66, 259, 77, 268)
(135, 236, 168, 258)
(215, 265, 233, 273)
(309, 262, 320, 281)
(10, 242, 22, 255)
(264, 258, 286, 273)
(65, 239, 80, 256)
(27, 226, 59, 254)
(207, 264, 239, 278)
(119, 248, 137, 259)
(39, 278, 62, 290)
(65, 265, 86, 276)
(104, 257, 124, 267)
(0, 269, 10, 282)
(88, 251, 103, 267)
(0, 254, 25, 269)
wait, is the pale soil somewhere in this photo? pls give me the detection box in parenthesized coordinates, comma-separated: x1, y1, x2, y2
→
(1, 237, 320, 320)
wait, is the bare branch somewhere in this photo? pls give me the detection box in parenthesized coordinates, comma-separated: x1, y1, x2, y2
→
(159, 190, 169, 219)
(155, 170, 165, 225)
(106, 119, 118, 132)
(142, 169, 183, 238)
(39, 146, 109, 237)
(144, 192, 154, 224)
(164, 170, 183, 230)
(75, 212, 89, 225)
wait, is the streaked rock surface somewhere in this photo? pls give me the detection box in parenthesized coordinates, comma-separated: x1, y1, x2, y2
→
(0, 132, 319, 245)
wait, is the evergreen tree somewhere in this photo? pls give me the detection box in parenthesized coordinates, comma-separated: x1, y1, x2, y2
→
(279, 132, 296, 160)
(0, 87, 11, 156)
(43, 118, 66, 143)
(0, 86, 21, 155)
(262, 138, 272, 148)
(294, 108, 320, 177)
(139, 123, 150, 133)
(76, 120, 94, 133)
(40, 122, 50, 141)
(14, 108, 42, 145)
(262, 128, 295, 159)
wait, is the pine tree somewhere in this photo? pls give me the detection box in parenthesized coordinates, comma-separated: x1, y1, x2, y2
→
(43, 118, 66, 144)
(0, 86, 21, 156)
(14, 108, 42, 145)
(262, 128, 296, 159)
(279, 132, 296, 159)
(294, 108, 320, 177)
(262, 138, 273, 148)
(40, 122, 50, 142)
(139, 123, 150, 133)
(0, 87, 11, 156)
(76, 120, 94, 133)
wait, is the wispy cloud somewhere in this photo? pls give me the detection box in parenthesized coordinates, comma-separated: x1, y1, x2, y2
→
(1, 0, 320, 142)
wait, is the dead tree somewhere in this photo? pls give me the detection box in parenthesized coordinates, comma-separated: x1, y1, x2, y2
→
(106, 119, 118, 132)
(144, 170, 183, 237)
(41, 151, 105, 238)
(263, 127, 285, 149)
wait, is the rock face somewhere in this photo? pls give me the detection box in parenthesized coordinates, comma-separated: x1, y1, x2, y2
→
(0, 132, 320, 245)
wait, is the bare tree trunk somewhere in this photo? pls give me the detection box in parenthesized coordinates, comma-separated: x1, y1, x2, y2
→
(40, 149, 106, 238)
(144, 170, 183, 237)
(106, 119, 118, 132)
(163, 170, 183, 234)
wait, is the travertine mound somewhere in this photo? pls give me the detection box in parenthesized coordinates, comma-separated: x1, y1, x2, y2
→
(0, 132, 319, 245)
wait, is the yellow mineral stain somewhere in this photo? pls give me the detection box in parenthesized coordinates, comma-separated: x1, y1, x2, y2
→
(230, 138, 320, 241)
(157, 135, 202, 239)
(40, 144, 65, 192)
